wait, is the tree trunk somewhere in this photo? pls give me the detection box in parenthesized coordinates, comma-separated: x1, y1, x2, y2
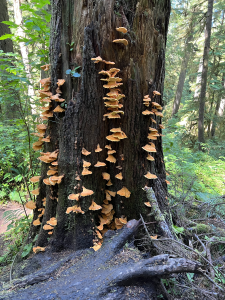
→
(172, 29, 193, 116)
(31, 0, 172, 252)
(0, 0, 20, 119)
(211, 78, 225, 137)
(13, 0, 36, 115)
(198, 0, 214, 148)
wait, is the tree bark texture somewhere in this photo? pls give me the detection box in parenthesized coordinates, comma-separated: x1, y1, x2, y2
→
(198, 0, 214, 147)
(0, 0, 13, 53)
(32, 0, 171, 251)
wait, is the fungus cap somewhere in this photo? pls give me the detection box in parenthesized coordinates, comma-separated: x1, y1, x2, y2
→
(113, 39, 128, 46)
(43, 224, 54, 230)
(106, 154, 116, 163)
(82, 168, 92, 176)
(115, 172, 123, 180)
(106, 135, 120, 142)
(116, 27, 128, 33)
(95, 144, 102, 153)
(25, 201, 36, 210)
(57, 79, 65, 86)
(147, 154, 155, 161)
(117, 186, 131, 198)
(81, 186, 94, 197)
(94, 161, 106, 167)
(31, 188, 40, 195)
(91, 56, 103, 63)
(89, 200, 102, 211)
(153, 91, 161, 96)
(142, 144, 156, 153)
(83, 160, 91, 168)
(142, 110, 154, 115)
(68, 193, 80, 201)
(33, 218, 41, 226)
(53, 105, 65, 113)
(144, 202, 151, 207)
(82, 148, 91, 156)
(102, 172, 110, 181)
(106, 179, 113, 186)
(33, 246, 45, 253)
(144, 172, 157, 179)
(30, 176, 41, 183)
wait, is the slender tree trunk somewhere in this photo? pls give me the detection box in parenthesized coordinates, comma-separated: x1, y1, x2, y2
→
(194, 57, 203, 101)
(172, 31, 193, 116)
(0, 0, 20, 119)
(198, 0, 214, 149)
(211, 78, 225, 137)
(30, 0, 172, 252)
(13, 0, 36, 114)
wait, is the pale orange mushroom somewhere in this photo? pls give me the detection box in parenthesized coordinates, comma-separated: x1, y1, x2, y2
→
(103, 82, 123, 89)
(144, 202, 152, 207)
(95, 144, 102, 152)
(147, 154, 155, 161)
(106, 179, 113, 186)
(43, 224, 54, 230)
(102, 172, 110, 181)
(30, 176, 41, 183)
(81, 186, 94, 197)
(40, 64, 50, 71)
(33, 246, 45, 253)
(155, 111, 163, 117)
(47, 217, 57, 226)
(106, 154, 116, 163)
(89, 200, 102, 211)
(112, 131, 127, 139)
(94, 161, 106, 167)
(105, 145, 112, 150)
(57, 79, 65, 86)
(142, 110, 154, 115)
(75, 175, 81, 181)
(43, 178, 51, 185)
(82, 168, 92, 176)
(83, 160, 91, 168)
(53, 105, 65, 113)
(102, 60, 115, 65)
(91, 56, 103, 63)
(119, 216, 127, 224)
(149, 127, 158, 132)
(142, 144, 157, 153)
(159, 124, 165, 129)
(144, 172, 157, 179)
(117, 186, 131, 198)
(106, 135, 120, 142)
(42, 136, 51, 142)
(25, 201, 36, 209)
(153, 91, 161, 96)
(48, 231, 53, 235)
(151, 118, 157, 124)
(105, 190, 116, 197)
(115, 172, 123, 180)
(101, 204, 113, 214)
(31, 188, 40, 196)
(68, 193, 80, 201)
(47, 169, 58, 176)
(33, 218, 41, 226)
(82, 148, 91, 156)
(113, 39, 128, 46)
(116, 27, 128, 33)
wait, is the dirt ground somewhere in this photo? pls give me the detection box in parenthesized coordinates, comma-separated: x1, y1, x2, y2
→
(0, 202, 32, 257)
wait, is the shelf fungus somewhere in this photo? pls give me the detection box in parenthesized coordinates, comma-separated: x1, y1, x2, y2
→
(144, 202, 151, 207)
(91, 56, 103, 63)
(81, 186, 94, 197)
(47, 217, 57, 226)
(33, 246, 45, 253)
(82, 148, 91, 156)
(142, 144, 156, 153)
(33, 218, 41, 226)
(82, 168, 92, 176)
(25, 201, 36, 210)
(83, 160, 91, 168)
(144, 172, 157, 179)
(89, 200, 102, 211)
(94, 161, 106, 167)
(68, 193, 80, 201)
(116, 27, 128, 34)
(30, 176, 41, 183)
(147, 154, 155, 161)
(31, 188, 40, 196)
(142, 110, 154, 115)
(113, 39, 128, 46)
(106, 154, 116, 163)
(66, 205, 85, 214)
(153, 91, 161, 96)
(115, 172, 123, 180)
(95, 144, 102, 152)
(53, 105, 65, 113)
(117, 186, 131, 198)
(102, 172, 110, 181)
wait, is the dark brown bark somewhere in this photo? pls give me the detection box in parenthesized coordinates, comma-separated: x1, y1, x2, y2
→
(32, 0, 171, 251)
(0, 0, 13, 53)
(198, 0, 214, 149)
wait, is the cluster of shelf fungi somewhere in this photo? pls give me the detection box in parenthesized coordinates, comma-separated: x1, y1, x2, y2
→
(25, 26, 166, 253)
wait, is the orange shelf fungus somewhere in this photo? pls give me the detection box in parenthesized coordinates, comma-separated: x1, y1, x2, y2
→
(116, 27, 128, 33)
(106, 154, 116, 163)
(153, 91, 161, 96)
(155, 111, 164, 117)
(95, 144, 102, 152)
(159, 124, 165, 129)
(33, 246, 45, 253)
(106, 179, 113, 186)
(142, 110, 154, 115)
(112, 131, 127, 140)
(142, 144, 157, 153)
(47, 217, 57, 226)
(165, 180, 170, 184)
(48, 231, 53, 235)
(83, 160, 91, 168)
(149, 127, 158, 132)
(94, 161, 106, 167)
(105, 190, 116, 197)
(33, 218, 41, 226)
(103, 82, 123, 89)
(43, 224, 54, 230)
(53, 105, 65, 113)
(147, 134, 157, 140)
(102, 60, 115, 65)
(31, 188, 40, 196)
(75, 175, 81, 181)
(68, 193, 80, 201)
(101, 77, 122, 82)
(57, 79, 65, 86)
(89, 200, 102, 211)
(40, 64, 50, 71)
(82, 168, 92, 176)
(81, 186, 94, 197)
(117, 187, 131, 198)
(91, 56, 103, 63)
(105, 145, 112, 150)
(47, 169, 57, 176)
(25, 201, 36, 210)
(102, 172, 110, 181)
(82, 148, 91, 156)
(30, 176, 41, 183)
(66, 205, 85, 214)
(115, 172, 123, 180)
(106, 135, 120, 142)
(101, 204, 113, 214)
(147, 154, 155, 161)
(43, 178, 51, 185)
(91, 243, 102, 251)
(42, 136, 51, 142)
(144, 202, 152, 207)
(113, 39, 128, 46)
(144, 172, 157, 179)
(151, 118, 157, 124)
(119, 217, 127, 224)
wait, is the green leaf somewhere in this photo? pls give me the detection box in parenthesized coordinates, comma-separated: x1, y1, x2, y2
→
(0, 34, 14, 41)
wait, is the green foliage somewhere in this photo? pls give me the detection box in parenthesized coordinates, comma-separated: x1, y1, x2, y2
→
(0, 214, 32, 266)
